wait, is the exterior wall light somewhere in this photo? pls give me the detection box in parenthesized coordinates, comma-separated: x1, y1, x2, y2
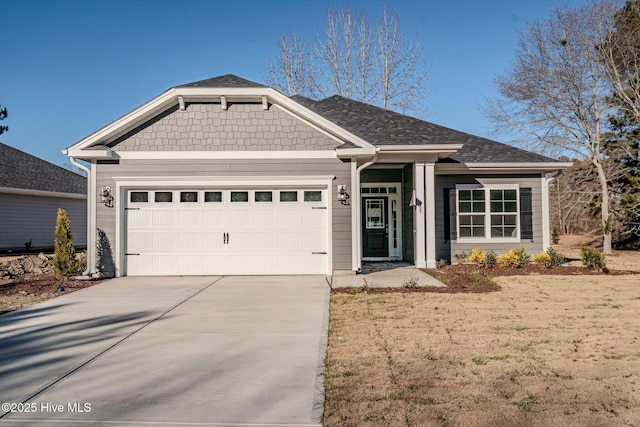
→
(337, 184, 350, 205)
(101, 186, 114, 208)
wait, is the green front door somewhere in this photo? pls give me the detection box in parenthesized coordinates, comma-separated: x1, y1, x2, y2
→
(362, 197, 388, 257)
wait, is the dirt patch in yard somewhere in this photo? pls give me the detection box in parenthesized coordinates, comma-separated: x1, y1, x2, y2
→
(324, 241, 640, 426)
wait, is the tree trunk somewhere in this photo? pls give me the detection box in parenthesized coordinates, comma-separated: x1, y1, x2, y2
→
(593, 158, 613, 254)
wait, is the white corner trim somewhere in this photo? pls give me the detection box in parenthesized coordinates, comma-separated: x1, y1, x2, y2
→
(0, 186, 87, 199)
(542, 174, 553, 251)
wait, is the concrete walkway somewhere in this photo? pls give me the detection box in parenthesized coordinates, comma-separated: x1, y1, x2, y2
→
(331, 262, 446, 288)
(0, 276, 329, 426)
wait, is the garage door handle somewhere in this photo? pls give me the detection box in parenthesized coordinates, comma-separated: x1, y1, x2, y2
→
(223, 233, 229, 244)
(312, 252, 327, 255)
(125, 253, 140, 256)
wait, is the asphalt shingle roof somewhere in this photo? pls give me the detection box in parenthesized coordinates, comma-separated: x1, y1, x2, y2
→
(173, 75, 559, 164)
(295, 95, 556, 163)
(0, 142, 86, 194)
(176, 74, 267, 89)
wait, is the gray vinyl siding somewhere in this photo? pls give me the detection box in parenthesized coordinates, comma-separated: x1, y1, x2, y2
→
(95, 158, 352, 276)
(0, 193, 87, 250)
(110, 103, 340, 152)
(434, 174, 544, 262)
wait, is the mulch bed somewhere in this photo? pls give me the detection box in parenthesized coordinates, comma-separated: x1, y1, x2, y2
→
(332, 263, 631, 295)
(0, 274, 105, 315)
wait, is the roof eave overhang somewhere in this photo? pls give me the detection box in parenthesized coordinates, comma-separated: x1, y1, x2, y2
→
(377, 144, 463, 159)
(66, 87, 374, 158)
(0, 186, 87, 199)
(437, 162, 574, 174)
(63, 147, 115, 160)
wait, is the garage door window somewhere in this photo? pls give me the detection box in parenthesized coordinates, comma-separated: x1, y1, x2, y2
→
(231, 191, 249, 202)
(130, 191, 148, 203)
(204, 191, 222, 202)
(304, 191, 322, 202)
(180, 191, 198, 203)
(255, 191, 273, 202)
(280, 191, 298, 202)
(155, 192, 173, 203)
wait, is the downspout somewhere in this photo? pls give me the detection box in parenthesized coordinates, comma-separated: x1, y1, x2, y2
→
(354, 152, 378, 272)
(69, 157, 94, 277)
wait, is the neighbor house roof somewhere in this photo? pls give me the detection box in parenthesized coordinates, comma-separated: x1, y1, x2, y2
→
(0, 142, 86, 194)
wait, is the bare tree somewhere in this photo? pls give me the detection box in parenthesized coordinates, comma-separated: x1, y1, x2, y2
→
(0, 105, 7, 136)
(600, 0, 640, 123)
(267, 4, 428, 115)
(376, 5, 427, 113)
(487, 1, 620, 253)
(267, 33, 318, 98)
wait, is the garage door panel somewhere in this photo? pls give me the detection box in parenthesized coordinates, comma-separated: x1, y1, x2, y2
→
(125, 188, 329, 276)
(202, 231, 225, 251)
(279, 210, 302, 227)
(178, 254, 204, 275)
(252, 231, 277, 251)
(127, 210, 152, 229)
(278, 232, 303, 251)
(203, 209, 228, 228)
(153, 232, 178, 252)
(152, 255, 178, 275)
(151, 210, 178, 228)
(202, 255, 228, 275)
(127, 231, 153, 252)
(177, 210, 202, 228)
(178, 232, 203, 252)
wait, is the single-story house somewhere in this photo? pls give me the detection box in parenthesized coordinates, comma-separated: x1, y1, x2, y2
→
(0, 142, 87, 250)
(64, 74, 570, 277)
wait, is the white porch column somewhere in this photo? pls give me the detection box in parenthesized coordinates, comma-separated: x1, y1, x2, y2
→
(414, 162, 426, 268)
(541, 174, 551, 251)
(425, 161, 437, 268)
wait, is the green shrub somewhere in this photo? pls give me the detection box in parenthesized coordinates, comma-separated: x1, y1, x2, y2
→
(513, 245, 531, 266)
(551, 227, 560, 245)
(532, 251, 552, 268)
(454, 251, 469, 264)
(546, 247, 566, 267)
(581, 248, 608, 272)
(52, 209, 81, 278)
(485, 250, 498, 267)
(467, 247, 486, 265)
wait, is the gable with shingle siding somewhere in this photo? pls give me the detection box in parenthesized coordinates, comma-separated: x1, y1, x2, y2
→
(109, 102, 340, 152)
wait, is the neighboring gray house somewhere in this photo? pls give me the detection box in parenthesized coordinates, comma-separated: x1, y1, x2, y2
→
(64, 74, 570, 277)
(0, 142, 87, 250)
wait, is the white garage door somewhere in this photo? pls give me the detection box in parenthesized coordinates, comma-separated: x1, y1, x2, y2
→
(124, 188, 328, 276)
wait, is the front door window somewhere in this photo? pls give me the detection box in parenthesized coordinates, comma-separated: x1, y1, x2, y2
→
(366, 199, 385, 229)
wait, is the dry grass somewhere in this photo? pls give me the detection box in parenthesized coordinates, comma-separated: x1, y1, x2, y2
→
(324, 249, 640, 426)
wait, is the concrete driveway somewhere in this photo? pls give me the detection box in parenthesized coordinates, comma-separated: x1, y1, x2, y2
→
(0, 276, 329, 426)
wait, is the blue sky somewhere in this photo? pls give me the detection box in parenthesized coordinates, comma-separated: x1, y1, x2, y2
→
(1, 0, 593, 166)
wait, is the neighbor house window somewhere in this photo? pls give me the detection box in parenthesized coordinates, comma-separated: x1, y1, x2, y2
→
(456, 186, 520, 240)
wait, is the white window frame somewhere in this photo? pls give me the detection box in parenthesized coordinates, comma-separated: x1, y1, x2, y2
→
(456, 184, 520, 243)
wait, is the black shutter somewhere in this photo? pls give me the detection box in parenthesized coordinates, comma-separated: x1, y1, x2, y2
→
(520, 188, 533, 241)
(448, 189, 457, 241)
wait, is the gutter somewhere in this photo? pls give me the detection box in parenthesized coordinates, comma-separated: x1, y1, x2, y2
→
(69, 157, 94, 277)
(353, 151, 379, 272)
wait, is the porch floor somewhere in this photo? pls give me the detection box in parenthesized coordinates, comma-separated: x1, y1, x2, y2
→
(332, 262, 446, 288)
